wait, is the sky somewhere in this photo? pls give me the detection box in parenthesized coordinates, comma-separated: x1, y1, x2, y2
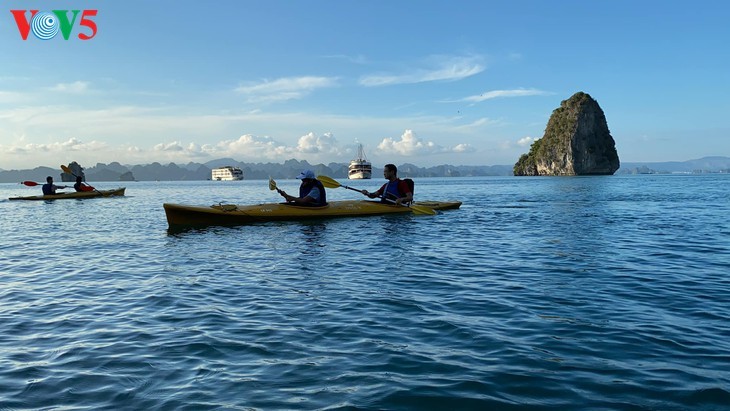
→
(1, 0, 728, 170)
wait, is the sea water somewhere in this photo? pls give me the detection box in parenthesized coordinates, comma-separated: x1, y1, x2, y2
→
(1, 175, 729, 410)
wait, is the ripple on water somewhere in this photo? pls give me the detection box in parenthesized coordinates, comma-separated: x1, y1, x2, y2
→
(1, 177, 729, 409)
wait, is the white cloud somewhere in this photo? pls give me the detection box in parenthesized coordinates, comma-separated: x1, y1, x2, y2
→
(49, 81, 90, 94)
(360, 55, 485, 86)
(1, 128, 478, 169)
(192, 132, 345, 160)
(453, 143, 474, 153)
(517, 136, 536, 147)
(0, 137, 116, 169)
(235, 76, 338, 103)
(459, 88, 550, 103)
(323, 54, 369, 64)
(153, 141, 186, 152)
(149, 141, 211, 160)
(376, 129, 472, 156)
(6, 137, 109, 154)
(296, 132, 343, 155)
(0, 101, 492, 169)
(453, 117, 503, 131)
(206, 134, 293, 159)
(0, 90, 33, 105)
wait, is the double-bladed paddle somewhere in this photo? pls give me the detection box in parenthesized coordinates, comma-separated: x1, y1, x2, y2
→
(20, 180, 68, 190)
(316, 175, 436, 216)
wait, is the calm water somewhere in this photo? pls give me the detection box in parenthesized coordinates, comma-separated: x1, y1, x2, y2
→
(1, 175, 729, 410)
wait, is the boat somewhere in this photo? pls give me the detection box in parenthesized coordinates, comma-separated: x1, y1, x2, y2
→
(211, 166, 244, 181)
(8, 187, 126, 201)
(348, 144, 372, 179)
(163, 199, 461, 229)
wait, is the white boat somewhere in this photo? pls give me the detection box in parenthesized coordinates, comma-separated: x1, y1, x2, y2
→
(211, 166, 244, 181)
(348, 144, 372, 179)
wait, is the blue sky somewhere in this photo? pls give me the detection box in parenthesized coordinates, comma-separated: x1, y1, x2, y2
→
(1, 0, 728, 170)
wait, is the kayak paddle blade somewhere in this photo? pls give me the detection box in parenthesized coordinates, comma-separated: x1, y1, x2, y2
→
(316, 175, 341, 189)
(409, 204, 437, 216)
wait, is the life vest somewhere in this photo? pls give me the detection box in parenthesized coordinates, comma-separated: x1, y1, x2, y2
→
(74, 182, 95, 192)
(403, 178, 414, 195)
(299, 179, 327, 206)
(42, 183, 53, 195)
(379, 178, 413, 203)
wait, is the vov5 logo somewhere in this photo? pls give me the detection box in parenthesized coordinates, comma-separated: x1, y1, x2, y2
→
(10, 10, 98, 40)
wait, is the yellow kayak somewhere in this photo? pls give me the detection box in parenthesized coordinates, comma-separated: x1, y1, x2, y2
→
(164, 199, 461, 229)
(8, 187, 126, 201)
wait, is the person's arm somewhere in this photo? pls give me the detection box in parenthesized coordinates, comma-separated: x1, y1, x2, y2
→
(394, 191, 413, 205)
(281, 187, 319, 204)
(296, 186, 321, 204)
(279, 190, 294, 202)
(362, 184, 385, 199)
(291, 195, 316, 204)
(394, 181, 413, 205)
(285, 194, 315, 204)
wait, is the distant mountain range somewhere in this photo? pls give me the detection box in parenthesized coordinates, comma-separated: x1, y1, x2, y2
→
(616, 156, 730, 174)
(1, 156, 728, 183)
(0, 159, 514, 183)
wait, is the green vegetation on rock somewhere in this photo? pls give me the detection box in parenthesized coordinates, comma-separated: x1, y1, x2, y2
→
(514, 92, 619, 176)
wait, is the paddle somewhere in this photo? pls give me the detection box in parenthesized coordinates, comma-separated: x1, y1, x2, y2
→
(270, 176, 295, 203)
(316, 175, 436, 216)
(269, 176, 285, 195)
(21, 180, 69, 191)
(61, 165, 99, 193)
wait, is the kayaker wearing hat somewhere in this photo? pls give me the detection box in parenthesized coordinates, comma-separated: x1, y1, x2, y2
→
(278, 169, 328, 206)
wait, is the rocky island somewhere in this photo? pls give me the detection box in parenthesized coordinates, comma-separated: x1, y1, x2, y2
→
(514, 92, 620, 176)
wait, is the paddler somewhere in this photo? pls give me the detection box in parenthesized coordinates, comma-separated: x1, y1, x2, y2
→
(41, 176, 67, 195)
(279, 169, 328, 206)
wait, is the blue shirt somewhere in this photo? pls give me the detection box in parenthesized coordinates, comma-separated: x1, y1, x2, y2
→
(305, 186, 321, 201)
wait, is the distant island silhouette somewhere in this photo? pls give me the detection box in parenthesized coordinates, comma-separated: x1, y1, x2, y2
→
(1, 156, 728, 183)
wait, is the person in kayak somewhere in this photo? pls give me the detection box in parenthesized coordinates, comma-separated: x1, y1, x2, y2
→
(362, 164, 413, 205)
(42, 176, 68, 195)
(279, 169, 328, 206)
(73, 176, 96, 192)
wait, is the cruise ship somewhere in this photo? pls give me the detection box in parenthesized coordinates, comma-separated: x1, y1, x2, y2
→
(211, 166, 244, 181)
(348, 144, 372, 179)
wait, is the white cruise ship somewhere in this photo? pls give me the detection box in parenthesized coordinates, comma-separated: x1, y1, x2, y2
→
(348, 144, 372, 179)
(211, 166, 244, 181)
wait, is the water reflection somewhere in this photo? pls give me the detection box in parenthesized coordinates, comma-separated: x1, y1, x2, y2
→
(297, 221, 327, 258)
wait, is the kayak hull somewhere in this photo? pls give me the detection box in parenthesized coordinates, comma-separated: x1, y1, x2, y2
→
(415, 200, 462, 210)
(8, 187, 126, 201)
(164, 199, 461, 229)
